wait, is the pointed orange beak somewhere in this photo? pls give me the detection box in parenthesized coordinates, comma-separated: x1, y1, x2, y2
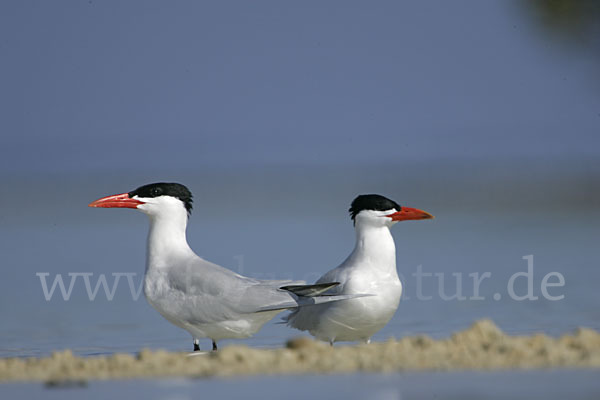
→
(387, 207, 434, 221)
(88, 193, 143, 209)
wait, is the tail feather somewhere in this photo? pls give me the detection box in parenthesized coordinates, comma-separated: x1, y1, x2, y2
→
(254, 282, 373, 313)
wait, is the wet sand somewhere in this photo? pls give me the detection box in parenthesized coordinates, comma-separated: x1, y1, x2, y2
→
(1, 320, 599, 383)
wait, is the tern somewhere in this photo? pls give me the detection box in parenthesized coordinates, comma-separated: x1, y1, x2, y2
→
(89, 182, 364, 352)
(285, 194, 433, 344)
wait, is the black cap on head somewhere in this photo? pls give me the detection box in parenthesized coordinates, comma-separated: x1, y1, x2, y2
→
(129, 182, 193, 214)
(349, 194, 401, 221)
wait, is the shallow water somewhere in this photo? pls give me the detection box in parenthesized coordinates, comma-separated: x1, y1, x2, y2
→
(0, 170, 598, 357)
(2, 370, 600, 399)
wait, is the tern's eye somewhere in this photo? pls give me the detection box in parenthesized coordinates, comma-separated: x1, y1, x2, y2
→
(151, 187, 163, 197)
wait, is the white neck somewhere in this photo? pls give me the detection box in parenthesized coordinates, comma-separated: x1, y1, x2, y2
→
(351, 221, 397, 274)
(145, 207, 194, 271)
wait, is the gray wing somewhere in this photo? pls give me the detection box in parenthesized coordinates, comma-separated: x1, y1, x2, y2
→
(164, 256, 366, 322)
(313, 264, 351, 294)
(280, 282, 339, 297)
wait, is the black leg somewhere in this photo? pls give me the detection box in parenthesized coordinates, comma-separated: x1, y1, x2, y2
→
(212, 340, 218, 351)
(193, 342, 200, 352)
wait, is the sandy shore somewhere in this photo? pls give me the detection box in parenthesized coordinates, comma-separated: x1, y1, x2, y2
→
(1, 320, 599, 383)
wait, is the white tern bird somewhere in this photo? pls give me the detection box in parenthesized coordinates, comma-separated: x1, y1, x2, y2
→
(285, 194, 433, 344)
(89, 182, 365, 351)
